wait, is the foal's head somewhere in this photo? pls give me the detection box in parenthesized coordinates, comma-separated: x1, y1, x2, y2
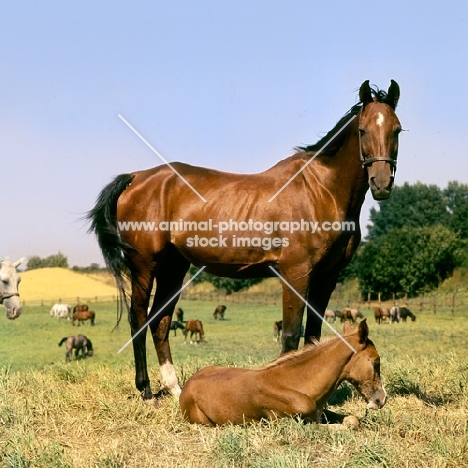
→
(358, 79, 401, 200)
(343, 320, 387, 410)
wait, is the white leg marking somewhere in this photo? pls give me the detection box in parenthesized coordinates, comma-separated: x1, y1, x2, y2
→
(160, 361, 181, 396)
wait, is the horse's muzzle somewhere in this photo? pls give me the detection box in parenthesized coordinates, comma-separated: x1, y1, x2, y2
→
(366, 388, 387, 410)
(6, 306, 22, 320)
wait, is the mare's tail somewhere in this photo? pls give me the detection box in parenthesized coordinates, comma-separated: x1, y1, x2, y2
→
(87, 174, 136, 324)
(58, 337, 68, 347)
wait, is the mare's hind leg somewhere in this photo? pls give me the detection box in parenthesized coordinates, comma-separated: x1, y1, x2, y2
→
(129, 262, 155, 400)
(149, 247, 190, 397)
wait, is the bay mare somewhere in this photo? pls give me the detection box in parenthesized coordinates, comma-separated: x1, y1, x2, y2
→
(88, 80, 402, 399)
(1, 258, 24, 319)
(180, 320, 386, 426)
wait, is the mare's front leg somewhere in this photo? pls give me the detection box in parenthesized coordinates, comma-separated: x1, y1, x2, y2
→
(304, 273, 339, 344)
(280, 276, 309, 354)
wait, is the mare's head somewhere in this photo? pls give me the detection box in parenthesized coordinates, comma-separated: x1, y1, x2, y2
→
(358, 80, 401, 200)
(343, 319, 387, 410)
(0, 258, 24, 319)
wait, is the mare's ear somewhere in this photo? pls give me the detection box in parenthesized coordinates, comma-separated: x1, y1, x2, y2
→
(13, 257, 25, 268)
(359, 80, 373, 106)
(357, 318, 369, 343)
(387, 79, 400, 109)
(342, 320, 352, 335)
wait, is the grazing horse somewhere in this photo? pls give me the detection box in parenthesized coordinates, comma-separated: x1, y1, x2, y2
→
(169, 321, 185, 336)
(324, 309, 336, 323)
(183, 319, 205, 344)
(340, 307, 364, 323)
(73, 304, 89, 314)
(396, 306, 416, 322)
(180, 320, 385, 426)
(50, 304, 72, 320)
(88, 80, 402, 399)
(72, 310, 96, 326)
(1, 258, 24, 319)
(374, 307, 391, 324)
(213, 305, 227, 320)
(273, 320, 283, 342)
(58, 335, 94, 362)
(174, 307, 184, 323)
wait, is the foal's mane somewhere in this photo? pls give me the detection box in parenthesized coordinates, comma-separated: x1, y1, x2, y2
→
(295, 86, 394, 156)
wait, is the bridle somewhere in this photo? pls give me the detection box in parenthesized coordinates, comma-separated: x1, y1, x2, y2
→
(0, 292, 20, 304)
(358, 116, 398, 174)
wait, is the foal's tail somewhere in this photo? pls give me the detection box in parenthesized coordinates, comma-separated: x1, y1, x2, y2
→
(87, 174, 135, 325)
(58, 337, 68, 347)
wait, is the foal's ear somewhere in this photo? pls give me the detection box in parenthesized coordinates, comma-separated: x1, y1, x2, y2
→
(342, 320, 352, 335)
(357, 318, 369, 343)
(359, 80, 373, 106)
(387, 79, 400, 109)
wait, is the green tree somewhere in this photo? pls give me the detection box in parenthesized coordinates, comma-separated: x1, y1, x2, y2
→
(188, 265, 263, 294)
(357, 225, 460, 299)
(444, 181, 468, 239)
(27, 252, 68, 270)
(366, 182, 449, 240)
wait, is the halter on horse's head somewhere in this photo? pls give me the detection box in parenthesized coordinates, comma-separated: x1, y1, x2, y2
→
(0, 258, 24, 319)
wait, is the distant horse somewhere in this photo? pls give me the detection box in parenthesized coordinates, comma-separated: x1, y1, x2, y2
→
(374, 307, 390, 324)
(394, 306, 416, 322)
(1, 258, 24, 319)
(88, 80, 402, 399)
(183, 319, 205, 344)
(170, 321, 185, 336)
(58, 335, 94, 362)
(324, 309, 336, 323)
(72, 310, 96, 326)
(50, 304, 72, 320)
(213, 305, 227, 320)
(273, 320, 283, 342)
(73, 304, 89, 314)
(180, 320, 385, 426)
(389, 307, 400, 323)
(340, 308, 364, 324)
(175, 307, 184, 323)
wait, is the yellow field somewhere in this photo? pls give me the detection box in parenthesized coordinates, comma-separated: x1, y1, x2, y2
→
(19, 267, 118, 304)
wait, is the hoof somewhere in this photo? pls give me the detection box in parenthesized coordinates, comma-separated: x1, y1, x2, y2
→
(343, 415, 360, 430)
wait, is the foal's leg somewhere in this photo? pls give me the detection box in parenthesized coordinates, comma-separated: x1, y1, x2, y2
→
(149, 249, 190, 397)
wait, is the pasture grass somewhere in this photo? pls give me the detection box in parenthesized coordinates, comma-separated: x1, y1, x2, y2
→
(1, 301, 467, 467)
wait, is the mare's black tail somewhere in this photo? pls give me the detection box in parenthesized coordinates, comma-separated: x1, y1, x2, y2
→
(58, 337, 68, 347)
(87, 174, 136, 325)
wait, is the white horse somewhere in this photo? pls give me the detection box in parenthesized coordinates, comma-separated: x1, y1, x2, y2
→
(1, 258, 24, 319)
(50, 303, 72, 320)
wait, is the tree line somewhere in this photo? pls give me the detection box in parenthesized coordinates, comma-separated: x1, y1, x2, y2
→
(342, 181, 468, 300)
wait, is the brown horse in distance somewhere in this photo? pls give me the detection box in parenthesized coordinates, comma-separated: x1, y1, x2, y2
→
(73, 304, 89, 314)
(213, 305, 227, 320)
(183, 319, 205, 344)
(180, 320, 385, 426)
(72, 310, 95, 326)
(374, 307, 391, 324)
(88, 80, 402, 399)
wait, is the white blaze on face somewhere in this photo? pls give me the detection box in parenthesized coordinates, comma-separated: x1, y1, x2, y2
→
(376, 112, 385, 127)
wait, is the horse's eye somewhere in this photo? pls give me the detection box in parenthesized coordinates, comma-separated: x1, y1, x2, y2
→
(2, 279, 8, 285)
(359, 128, 366, 136)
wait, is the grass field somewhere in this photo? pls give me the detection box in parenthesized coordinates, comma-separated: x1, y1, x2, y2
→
(1, 299, 467, 467)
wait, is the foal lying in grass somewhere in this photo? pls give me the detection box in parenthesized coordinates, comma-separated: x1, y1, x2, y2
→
(179, 320, 385, 426)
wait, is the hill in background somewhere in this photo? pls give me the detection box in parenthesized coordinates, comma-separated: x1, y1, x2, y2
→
(20, 268, 117, 303)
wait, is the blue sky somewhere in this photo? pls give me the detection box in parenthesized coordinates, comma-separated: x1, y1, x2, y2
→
(1, 1, 467, 267)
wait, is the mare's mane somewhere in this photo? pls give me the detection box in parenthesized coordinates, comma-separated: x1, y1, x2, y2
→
(295, 86, 394, 156)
